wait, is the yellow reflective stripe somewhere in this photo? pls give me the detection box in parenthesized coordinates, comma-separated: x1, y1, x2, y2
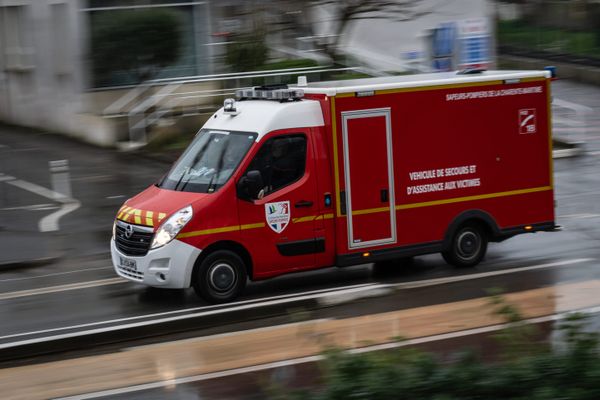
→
(125, 208, 137, 222)
(522, 77, 546, 83)
(315, 213, 335, 221)
(331, 97, 342, 217)
(546, 79, 554, 188)
(177, 222, 265, 239)
(240, 222, 265, 230)
(177, 225, 239, 239)
(332, 187, 552, 218)
(352, 206, 390, 216)
(293, 213, 336, 223)
(396, 186, 552, 211)
(293, 215, 316, 223)
(145, 211, 154, 227)
(376, 80, 505, 96)
(158, 213, 167, 222)
(133, 209, 142, 225)
(121, 208, 135, 222)
(335, 80, 517, 98)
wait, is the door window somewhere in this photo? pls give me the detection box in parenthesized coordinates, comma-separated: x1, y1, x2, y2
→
(245, 135, 307, 197)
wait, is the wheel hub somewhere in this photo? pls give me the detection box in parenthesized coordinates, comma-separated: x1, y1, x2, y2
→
(457, 231, 480, 259)
(209, 263, 236, 292)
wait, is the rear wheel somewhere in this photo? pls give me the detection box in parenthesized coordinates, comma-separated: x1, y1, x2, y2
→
(193, 250, 247, 303)
(442, 223, 488, 268)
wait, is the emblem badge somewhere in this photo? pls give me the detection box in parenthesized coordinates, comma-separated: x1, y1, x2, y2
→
(265, 201, 290, 233)
(125, 224, 134, 239)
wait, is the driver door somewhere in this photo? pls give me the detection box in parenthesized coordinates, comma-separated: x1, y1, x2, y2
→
(237, 132, 320, 277)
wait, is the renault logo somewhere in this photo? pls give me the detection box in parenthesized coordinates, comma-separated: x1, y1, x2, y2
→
(125, 224, 134, 239)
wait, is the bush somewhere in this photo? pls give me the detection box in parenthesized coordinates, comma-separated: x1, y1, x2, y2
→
(274, 301, 600, 399)
(225, 31, 268, 73)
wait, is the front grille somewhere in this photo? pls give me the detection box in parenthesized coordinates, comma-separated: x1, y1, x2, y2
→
(116, 264, 144, 281)
(115, 222, 154, 257)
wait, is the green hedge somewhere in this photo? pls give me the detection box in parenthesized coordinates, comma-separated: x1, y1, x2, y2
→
(275, 299, 600, 399)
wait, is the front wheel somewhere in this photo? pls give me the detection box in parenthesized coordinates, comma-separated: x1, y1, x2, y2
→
(193, 250, 247, 303)
(442, 223, 488, 268)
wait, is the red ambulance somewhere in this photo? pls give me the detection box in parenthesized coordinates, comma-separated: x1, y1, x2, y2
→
(111, 70, 556, 303)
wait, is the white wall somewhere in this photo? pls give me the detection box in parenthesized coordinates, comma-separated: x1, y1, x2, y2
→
(0, 0, 86, 136)
(313, 0, 495, 72)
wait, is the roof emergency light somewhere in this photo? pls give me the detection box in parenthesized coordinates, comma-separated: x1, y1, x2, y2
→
(236, 86, 304, 102)
(223, 98, 239, 115)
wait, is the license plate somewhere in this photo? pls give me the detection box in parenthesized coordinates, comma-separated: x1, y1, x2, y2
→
(119, 256, 137, 270)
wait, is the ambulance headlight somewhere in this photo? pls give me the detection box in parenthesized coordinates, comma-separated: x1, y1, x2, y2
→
(112, 220, 117, 241)
(150, 205, 193, 250)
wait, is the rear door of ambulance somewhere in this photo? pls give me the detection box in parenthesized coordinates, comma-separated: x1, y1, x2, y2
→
(338, 107, 397, 251)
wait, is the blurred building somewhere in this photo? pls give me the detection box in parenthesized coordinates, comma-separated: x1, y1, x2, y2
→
(0, 0, 216, 145)
(0, 0, 495, 146)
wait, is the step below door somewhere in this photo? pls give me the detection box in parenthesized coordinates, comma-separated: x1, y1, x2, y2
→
(342, 108, 396, 249)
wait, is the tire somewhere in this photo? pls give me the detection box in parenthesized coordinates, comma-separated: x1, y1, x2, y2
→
(193, 250, 247, 303)
(442, 223, 488, 268)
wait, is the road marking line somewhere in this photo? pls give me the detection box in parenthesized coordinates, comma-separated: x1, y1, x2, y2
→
(0, 284, 389, 348)
(1, 174, 81, 232)
(0, 282, 376, 341)
(558, 213, 600, 219)
(0, 278, 125, 301)
(39, 201, 81, 232)
(0, 203, 58, 211)
(6, 176, 69, 201)
(0, 266, 112, 283)
(55, 304, 600, 400)
(393, 258, 594, 289)
(553, 98, 594, 113)
(0, 259, 593, 343)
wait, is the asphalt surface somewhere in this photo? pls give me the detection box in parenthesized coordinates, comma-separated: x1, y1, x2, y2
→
(0, 79, 600, 398)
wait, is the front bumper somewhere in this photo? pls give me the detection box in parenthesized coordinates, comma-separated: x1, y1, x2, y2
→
(111, 238, 201, 289)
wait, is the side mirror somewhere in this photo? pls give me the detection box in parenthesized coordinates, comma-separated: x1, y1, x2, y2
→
(237, 170, 264, 200)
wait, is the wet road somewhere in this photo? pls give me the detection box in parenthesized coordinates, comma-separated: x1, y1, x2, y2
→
(1, 79, 600, 398)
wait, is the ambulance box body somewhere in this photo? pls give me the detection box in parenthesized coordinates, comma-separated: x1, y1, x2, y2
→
(111, 70, 556, 303)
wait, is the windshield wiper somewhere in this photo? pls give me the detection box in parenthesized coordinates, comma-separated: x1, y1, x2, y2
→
(173, 170, 187, 191)
(207, 144, 227, 193)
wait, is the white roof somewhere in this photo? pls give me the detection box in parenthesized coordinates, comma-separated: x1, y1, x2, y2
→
(202, 70, 550, 140)
(202, 99, 324, 141)
(292, 70, 550, 96)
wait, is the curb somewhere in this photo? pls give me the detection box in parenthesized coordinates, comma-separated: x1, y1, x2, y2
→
(0, 296, 321, 362)
(0, 284, 394, 362)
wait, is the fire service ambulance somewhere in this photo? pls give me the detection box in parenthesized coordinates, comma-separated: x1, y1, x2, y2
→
(111, 69, 557, 303)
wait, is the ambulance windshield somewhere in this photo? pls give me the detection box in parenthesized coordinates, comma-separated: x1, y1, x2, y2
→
(159, 129, 257, 193)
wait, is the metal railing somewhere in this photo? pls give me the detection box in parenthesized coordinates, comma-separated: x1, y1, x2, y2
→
(104, 66, 363, 146)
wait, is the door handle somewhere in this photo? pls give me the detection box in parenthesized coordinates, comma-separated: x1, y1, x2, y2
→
(295, 200, 313, 208)
(380, 188, 389, 203)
